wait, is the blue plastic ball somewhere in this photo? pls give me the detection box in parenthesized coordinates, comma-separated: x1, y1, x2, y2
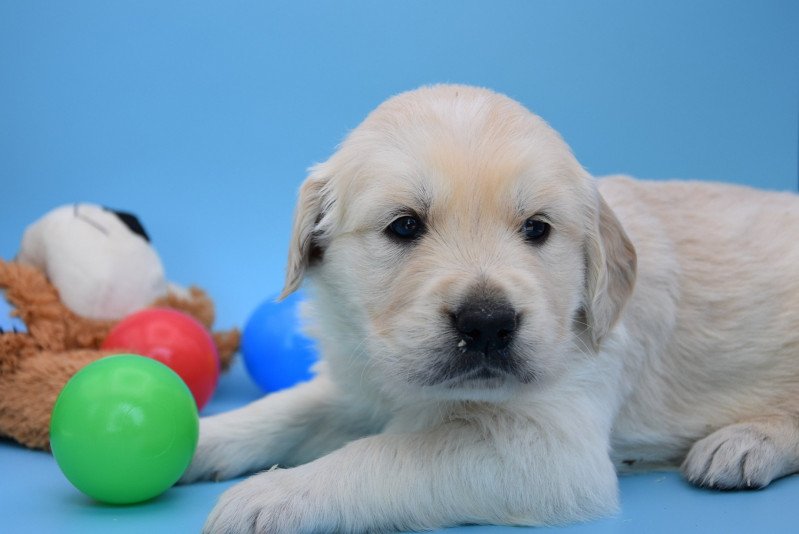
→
(241, 291, 318, 393)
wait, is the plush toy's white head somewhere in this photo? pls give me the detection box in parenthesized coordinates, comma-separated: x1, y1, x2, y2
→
(17, 204, 168, 320)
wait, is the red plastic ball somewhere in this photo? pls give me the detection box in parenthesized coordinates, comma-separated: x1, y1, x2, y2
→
(102, 308, 219, 410)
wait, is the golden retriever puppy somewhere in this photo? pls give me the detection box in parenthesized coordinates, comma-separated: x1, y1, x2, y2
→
(182, 85, 799, 533)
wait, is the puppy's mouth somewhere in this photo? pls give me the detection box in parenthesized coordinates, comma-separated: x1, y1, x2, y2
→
(443, 366, 513, 389)
(413, 346, 537, 389)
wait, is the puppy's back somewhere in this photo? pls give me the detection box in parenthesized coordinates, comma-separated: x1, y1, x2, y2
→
(601, 176, 799, 462)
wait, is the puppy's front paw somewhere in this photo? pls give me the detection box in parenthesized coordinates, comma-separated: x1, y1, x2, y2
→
(180, 418, 255, 484)
(203, 469, 328, 534)
(681, 423, 781, 490)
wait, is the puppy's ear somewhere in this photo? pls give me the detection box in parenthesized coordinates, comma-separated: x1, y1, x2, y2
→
(280, 172, 331, 299)
(583, 192, 637, 348)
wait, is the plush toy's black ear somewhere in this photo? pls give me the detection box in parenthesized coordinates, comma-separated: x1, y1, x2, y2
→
(583, 192, 637, 348)
(280, 173, 331, 300)
(103, 207, 151, 242)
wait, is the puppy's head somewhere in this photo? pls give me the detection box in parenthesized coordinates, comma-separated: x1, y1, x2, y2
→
(283, 85, 636, 402)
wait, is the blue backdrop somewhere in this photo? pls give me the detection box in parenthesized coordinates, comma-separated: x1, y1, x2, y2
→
(2, 0, 798, 330)
(2, 3, 799, 534)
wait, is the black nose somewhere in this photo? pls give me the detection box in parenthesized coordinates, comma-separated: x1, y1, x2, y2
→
(452, 299, 518, 356)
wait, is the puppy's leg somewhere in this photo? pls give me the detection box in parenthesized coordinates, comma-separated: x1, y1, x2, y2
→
(202, 407, 619, 533)
(181, 375, 384, 483)
(681, 415, 799, 489)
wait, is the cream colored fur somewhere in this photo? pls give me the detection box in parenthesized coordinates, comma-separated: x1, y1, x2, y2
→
(182, 85, 799, 533)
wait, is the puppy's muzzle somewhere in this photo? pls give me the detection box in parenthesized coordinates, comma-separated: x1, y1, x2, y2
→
(415, 287, 534, 387)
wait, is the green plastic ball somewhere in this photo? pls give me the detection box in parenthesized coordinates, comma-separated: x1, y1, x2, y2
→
(50, 354, 199, 504)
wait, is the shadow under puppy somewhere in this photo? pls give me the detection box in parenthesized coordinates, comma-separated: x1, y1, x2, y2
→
(182, 85, 799, 533)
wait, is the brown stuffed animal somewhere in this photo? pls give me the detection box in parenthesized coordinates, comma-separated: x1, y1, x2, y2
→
(0, 259, 239, 450)
(0, 204, 239, 450)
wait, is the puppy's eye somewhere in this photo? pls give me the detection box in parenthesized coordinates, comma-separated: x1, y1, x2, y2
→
(522, 218, 550, 244)
(387, 215, 424, 241)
